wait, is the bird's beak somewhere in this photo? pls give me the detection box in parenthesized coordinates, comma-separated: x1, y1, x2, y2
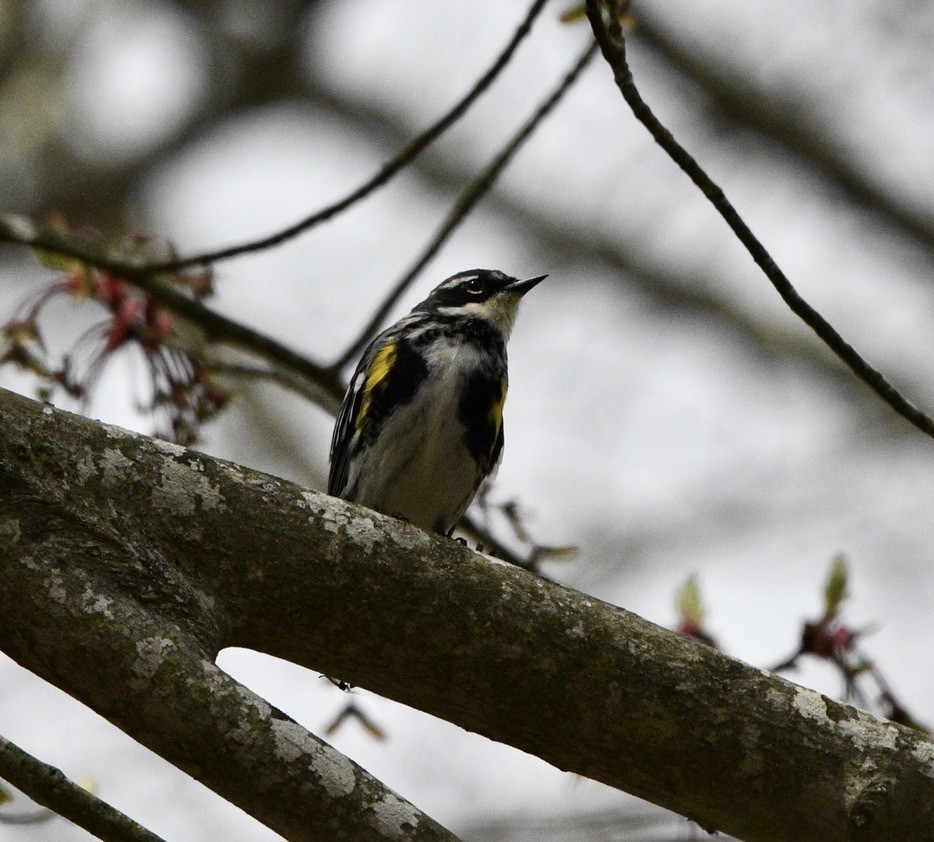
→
(505, 274, 547, 296)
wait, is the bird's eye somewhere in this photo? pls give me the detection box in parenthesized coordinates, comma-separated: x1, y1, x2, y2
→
(464, 278, 484, 295)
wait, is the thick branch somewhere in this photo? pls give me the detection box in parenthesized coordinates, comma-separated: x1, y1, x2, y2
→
(2, 388, 933, 840)
(0, 390, 452, 841)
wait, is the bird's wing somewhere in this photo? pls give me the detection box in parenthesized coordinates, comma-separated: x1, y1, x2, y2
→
(328, 336, 385, 497)
(459, 372, 508, 478)
(489, 407, 505, 474)
(328, 321, 428, 497)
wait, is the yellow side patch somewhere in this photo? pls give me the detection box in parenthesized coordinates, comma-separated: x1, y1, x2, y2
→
(357, 342, 397, 434)
(489, 376, 507, 448)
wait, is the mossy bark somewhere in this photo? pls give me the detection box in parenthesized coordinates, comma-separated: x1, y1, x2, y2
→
(2, 388, 933, 841)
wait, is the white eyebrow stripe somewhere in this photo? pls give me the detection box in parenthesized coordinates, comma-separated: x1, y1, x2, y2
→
(436, 302, 486, 318)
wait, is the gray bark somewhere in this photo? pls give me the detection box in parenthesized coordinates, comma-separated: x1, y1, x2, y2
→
(2, 387, 933, 841)
(0, 735, 164, 840)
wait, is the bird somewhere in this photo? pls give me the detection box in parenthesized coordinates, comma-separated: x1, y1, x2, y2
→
(328, 269, 545, 536)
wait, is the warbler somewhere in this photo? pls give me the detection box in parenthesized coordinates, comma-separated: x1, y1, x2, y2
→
(329, 269, 546, 536)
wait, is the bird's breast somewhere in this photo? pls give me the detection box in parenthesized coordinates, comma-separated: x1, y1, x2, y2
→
(348, 338, 505, 533)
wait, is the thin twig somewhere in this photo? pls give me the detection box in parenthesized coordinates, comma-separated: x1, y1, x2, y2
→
(125, 0, 549, 273)
(332, 42, 599, 371)
(205, 360, 342, 412)
(632, 15, 934, 257)
(768, 649, 804, 674)
(585, 0, 934, 440)
(459, 512, 535, 570)
(0, 735, 164, 841)
(0, 216, 344, 408)
(308, 78, 929, 412)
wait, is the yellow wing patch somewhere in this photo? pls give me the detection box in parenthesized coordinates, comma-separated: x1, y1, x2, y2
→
(489, 376, 507, 448)
(356, 341, 397, 435)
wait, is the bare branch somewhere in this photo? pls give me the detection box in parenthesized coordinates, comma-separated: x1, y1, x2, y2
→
(204, 360, 341, 409)
(632, 12, 934, 257)
(0, 735, 164, 841)
(585, 0, 934, 440)
(332, 42, 598, 371)
(0, 216, 344, 411)
(2, 388, 933, 840)
(304, 78, 929, 424)
(133, 0, 550, 272)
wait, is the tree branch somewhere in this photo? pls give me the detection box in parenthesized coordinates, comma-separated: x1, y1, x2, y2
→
(0, 392, 452, 841)
(304, 76, 929, 425)
(2, 387, 933, 840)
(585, 0, 934, 440)
(332, 42, 597, 371)
(130, 0, 549, 272)
(0, 215, 345, 412)
(0, 735, 163, 841)
(631, 11, 934, 258)
(16, 0, 928, 432)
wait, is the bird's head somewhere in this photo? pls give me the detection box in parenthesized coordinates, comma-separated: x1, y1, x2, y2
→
(418, 269, 547, 339)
